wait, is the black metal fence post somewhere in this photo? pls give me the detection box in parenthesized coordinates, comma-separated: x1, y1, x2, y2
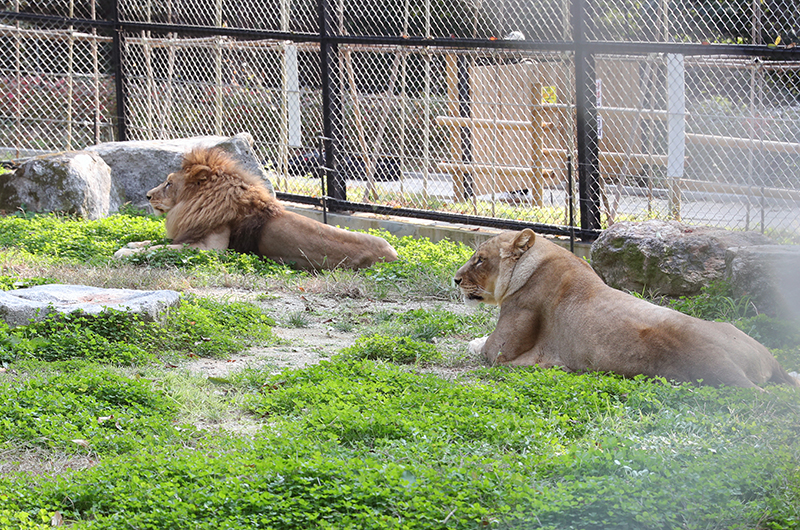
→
(457, 55, 473, 200)
(572, 0, 601, 231)
(317, 0, 345, 205)
(110, 0, 127, 142)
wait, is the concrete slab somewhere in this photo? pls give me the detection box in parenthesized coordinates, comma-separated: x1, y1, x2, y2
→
(0, 284, 181, 327)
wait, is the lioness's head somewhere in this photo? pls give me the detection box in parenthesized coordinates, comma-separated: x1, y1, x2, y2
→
(454, 229, 536, 306)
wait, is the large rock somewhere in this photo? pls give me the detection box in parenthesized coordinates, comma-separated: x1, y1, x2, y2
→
(590, 220, 773, 296)
(0, 151, 124, 220)
(0, 284, 181, 326)
(85, 132, 274, 209)
(726, 245, 800, 319)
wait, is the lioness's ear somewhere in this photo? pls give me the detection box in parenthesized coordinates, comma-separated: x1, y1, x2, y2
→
(511, 229, 536, 257)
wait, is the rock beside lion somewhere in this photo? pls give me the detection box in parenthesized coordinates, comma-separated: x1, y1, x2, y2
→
(590, 220, 773, 296)
(0, 151, 124, 220)
(86, 132, 274, 209)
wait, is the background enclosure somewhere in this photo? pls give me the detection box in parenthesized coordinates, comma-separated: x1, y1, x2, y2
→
(2, 0, 800, 240)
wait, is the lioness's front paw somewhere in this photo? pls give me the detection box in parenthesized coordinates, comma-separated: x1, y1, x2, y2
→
(468, 336, 489, 355)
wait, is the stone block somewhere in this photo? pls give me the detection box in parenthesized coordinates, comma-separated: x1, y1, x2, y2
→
(0, 284, 181, 327)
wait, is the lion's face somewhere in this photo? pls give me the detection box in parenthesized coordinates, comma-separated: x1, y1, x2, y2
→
(454, 229, 536, 307)
(147, 171, 184, 215)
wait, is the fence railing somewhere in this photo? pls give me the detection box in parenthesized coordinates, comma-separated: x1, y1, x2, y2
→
(2, 0, 800, 241)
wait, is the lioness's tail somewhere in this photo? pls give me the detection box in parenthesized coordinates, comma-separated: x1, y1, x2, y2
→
(771, 364, 800, 387)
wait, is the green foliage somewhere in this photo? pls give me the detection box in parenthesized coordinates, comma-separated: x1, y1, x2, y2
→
(736, 314, 800, 350)
(364, 233, 474, 298)
(1, 297, 275, 364)
(15, 359, 782, 529)
(340, 334, 442, 364)
(0, 276, 55, 291)
(0, 364, 191, 454)
(154, 297, 276, 358)
(121, 246, 300, 277)
(0, 503, 52, 530)
(115, 203, 151, 217)
(667, 280, 756, 321)
(4, 354, 800, 528)
(375, 307, 495, 342)
(736, 314, 800, 371)
(0, 214, 472, 299)
(0, 213, 164, 263)
(2, 215, 800, 529)
(286, 311, 310, 328)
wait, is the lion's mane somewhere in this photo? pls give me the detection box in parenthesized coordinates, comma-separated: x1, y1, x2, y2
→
(167, 147, 283, 254)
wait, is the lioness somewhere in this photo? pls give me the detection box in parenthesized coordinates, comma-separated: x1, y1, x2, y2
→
(454, 229, 798, 388)
(114, 147, 398, 270)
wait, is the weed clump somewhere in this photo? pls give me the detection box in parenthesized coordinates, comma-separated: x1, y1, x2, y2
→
(340, 334, 441, 364)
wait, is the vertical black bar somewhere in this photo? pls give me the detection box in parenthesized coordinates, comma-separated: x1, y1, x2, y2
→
(572, 0, 601, 231)
(318, 0, 345, 204)
(567, 155, 574, 253)
(110, 0, 127, 141)
(457, 55, 473, 199)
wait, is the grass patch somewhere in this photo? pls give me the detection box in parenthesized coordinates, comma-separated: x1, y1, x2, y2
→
(4, 361, 798, 529)
(0, 212, 164, 264)
(364, 232, 475, 300)
(0, 297, 276, 365)
(665, 280, 757, 321)
(285, 311, 311, 328)
(1, 211, 799, 529)
(0, 213, 474, 300)
(340, 335, 442, 364)
(0, 362, 193, 455)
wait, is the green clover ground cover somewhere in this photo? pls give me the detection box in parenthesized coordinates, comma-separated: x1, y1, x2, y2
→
(4, 362, 800, 529)
(0, 212, 799, 529)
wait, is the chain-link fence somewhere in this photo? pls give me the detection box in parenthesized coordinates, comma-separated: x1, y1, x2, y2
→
(2, 0, 800, 241)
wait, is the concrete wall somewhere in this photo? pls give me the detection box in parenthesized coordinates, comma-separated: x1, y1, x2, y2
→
(286, 204, 592, 259)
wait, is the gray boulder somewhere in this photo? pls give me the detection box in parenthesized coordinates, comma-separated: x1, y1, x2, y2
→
(591, 220, 773, 296)
(0, 151, 124, 220)
(85, 132, 274, 209)
(0, 284, 181, 327)
(726, 245, 800, 319)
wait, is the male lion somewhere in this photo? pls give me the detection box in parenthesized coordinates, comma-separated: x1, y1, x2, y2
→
(454, 228, 799, 389)
(114, 147, 398, 270)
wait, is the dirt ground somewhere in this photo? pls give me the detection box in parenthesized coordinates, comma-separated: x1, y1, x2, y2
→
(184, 288, 477, 380)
